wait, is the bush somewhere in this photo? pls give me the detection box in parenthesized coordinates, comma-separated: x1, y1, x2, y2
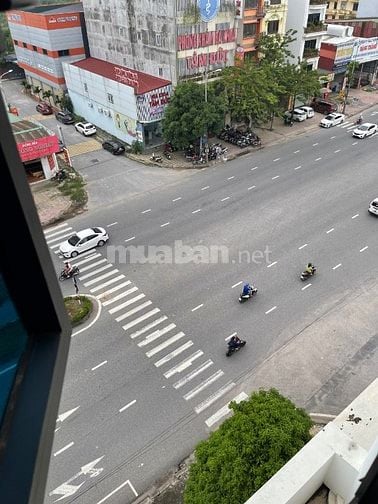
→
(184, 389, 312, 504)
(64, 296, 92, 326)
(61, 94, 74, 113)
(131, 140, 143, 154)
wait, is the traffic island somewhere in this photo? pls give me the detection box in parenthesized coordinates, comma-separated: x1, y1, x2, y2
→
(64, 295, 93, 327)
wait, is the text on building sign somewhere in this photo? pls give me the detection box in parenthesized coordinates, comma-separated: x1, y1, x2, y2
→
(186, 48, 228, 69)
(114, 66, 139, 88)
(177, 29, 236, 51)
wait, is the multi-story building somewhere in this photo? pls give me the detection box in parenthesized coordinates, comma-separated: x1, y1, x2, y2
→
(240, 0, 265, 61)
(81, 0, 238, 85)
(326, 1, 360, 20)
(6, 3, 88, 103)
(260, 0, 288, 38)
(286, 0, 328, 70)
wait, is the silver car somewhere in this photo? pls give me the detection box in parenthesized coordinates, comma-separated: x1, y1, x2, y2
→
(368, 198, 378, 216)
(59, 227, 109, 258)
(352, 123, 378, 139)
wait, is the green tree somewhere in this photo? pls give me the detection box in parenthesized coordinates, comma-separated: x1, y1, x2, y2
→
(184, 389, 312, 504)
(33, 86, 42, 100)
(284, 62, 321, 113)
(162, 81, 226, 150)
(256, 30, 297, 68)
(61, 93, 74, 113)
(42, 89, 53, 105)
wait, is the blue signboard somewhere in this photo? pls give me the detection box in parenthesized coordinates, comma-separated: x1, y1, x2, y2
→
(198, 0, 220, 23)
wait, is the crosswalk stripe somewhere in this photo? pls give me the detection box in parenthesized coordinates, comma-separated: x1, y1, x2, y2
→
(154, 341, 193, 368)
(183, 370, 224, 401)
(69, 249, 97, 261)
(96, 281, 132, 299)
(194, 382, 235, 414)
(129, 316, 168, 339)
(49, 242, 62, 249)
(46, 231, 74, 244)
(108, 293, 145, 314)
(90, 274, 125, 292)
(84, 269, 119, 287)
(115, 301, 152, 322)
(173, 360, 213, 389)
(44, 223, 68, 235)
(163, 350, 204, 378)
(205, 392, 248, 428)
(101, 286, 136, 305)
(70, 253, 101, 267)
(145, 332, 185, 357)
(78, 258, 107, 272)
(79, 264, 113, 280)
(122, 308, 160, 331)
(137, 323, 176, 347)
(44, 226, 72, 239)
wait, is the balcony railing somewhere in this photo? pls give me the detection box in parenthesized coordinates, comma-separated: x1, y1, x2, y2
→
(304, 22, 326, 33)
(303, 47, 320, 58)
(256, 8, 266, 18)
(309, 0, 327, 4)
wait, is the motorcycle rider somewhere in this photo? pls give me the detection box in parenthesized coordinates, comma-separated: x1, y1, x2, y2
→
(241, 282, 252, 297)
(305, 262, 315, 275)
(228, 335, 242, 350)
(63, 261, 73, 277)
(357, 114, 363, 125)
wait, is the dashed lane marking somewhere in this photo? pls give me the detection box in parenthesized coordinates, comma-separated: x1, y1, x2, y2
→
(191, 303, 204, 312)
(251, 166, 258, 171)
(326, 228, 334, 234)
(272, 175, 280, 180)
(302, 283, 312, 291)
(313, 143, 318, 146)
(107, 222, 118, 227)
(221, 196, 230, 201)
(334, 149, 341, 153)
(160, 222, 170, 227)
(267, 261, 277, 268)
(298, 243, 308, 250)
(141, 209, 151, 214)
(192, 208, 201, 214)
(352, 214, 359, 219)
(232, 281, 242, 289)
(92, 361, 107, 371)
(294, 150, 300, 153)
(265, 306, 277, 315)
(352, 141, 358, 145)
(125, 236, 135, 242)
(294, 165, 302, 170)
(227, 176, 235, 180)
(225, 332, 237, 341)
(315, 157, 322, 161)
(53, 442, 74, 457)
(332, 263, 342, 270)
(273, 158, 280, 162)
(330, 136, 336, 139)
(360, 246, 368, 252)
(119, 400, 136, 413)
(172, 197, 182, 202)
(201, 186, 210, 190)
(247, 185, 256, 190)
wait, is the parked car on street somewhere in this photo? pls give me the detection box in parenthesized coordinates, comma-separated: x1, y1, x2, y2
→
(59, 227, 109, 258)
(36, 102, 53, 115)
(74, 122, 97, 136)
(320, 113, 345, 128)
(102, 140, 125, 155)
(352, 122, 378, 139)
(297, 106, 314, 118)
(310, 98, 337, 114)
(56, 111, 74, 124)
(368, 198, 378, 216)
(284, 109, 307, 122)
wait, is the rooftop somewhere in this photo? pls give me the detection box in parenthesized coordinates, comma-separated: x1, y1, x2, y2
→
(11, 119, 55, 142)
(24, 2, 83, 14)
(71, 58, 172, 95)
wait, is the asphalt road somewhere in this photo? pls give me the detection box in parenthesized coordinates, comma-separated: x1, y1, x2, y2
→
(42, 106, 378, 504)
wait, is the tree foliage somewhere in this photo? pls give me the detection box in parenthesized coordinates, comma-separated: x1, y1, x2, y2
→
(184, 389, 312, 504)
(162, 81, 226, 149)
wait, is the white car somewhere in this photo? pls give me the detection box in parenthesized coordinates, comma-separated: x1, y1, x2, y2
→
(75, 122, 97, 136)
(320, 113, 345, 128)
(368, 198, 378, 216)
(59, 227, 109, 258)
(298, 106, 314, 118)
(352, 122, 378, 139)
(284, 109, 307, 122)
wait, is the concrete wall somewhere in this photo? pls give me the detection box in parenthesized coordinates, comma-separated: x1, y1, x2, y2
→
(358, 0, 378, 18)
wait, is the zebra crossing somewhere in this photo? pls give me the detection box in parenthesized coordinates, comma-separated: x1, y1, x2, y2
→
(44, 223, 246, 428)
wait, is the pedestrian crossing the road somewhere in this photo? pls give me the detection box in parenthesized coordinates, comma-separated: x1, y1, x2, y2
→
(44, 223, 245, 428)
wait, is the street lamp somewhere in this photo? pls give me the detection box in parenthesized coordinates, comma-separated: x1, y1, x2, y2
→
(0, 69, 14, 108)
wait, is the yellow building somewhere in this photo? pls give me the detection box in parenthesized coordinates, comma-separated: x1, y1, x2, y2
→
(326, 0, 359, 20)
(260, 0, 288, 37)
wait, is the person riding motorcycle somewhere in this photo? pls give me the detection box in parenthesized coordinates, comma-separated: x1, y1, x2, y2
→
(305, 263, 315, 275)
(242, 282, 252, 297)
(228, 335, 242, 350)
(357, 114, 363, 125)
(64, 261, 73, 277)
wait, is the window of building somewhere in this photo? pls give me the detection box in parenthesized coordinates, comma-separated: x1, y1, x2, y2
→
(334, 1, 337, 8)
(159, 67, 163, 77)
(42, 48, 48, 55)
(307, 63, 313, 71)
(308, 13, 321, 24)
(353, 2, 359, 11)
(267, 20, 279, 34)
(32, 45, 37, 51)
(245, 0, 257, 7)
(341, 1, 347, 9)
(270, 0, 281, 4)
(22, 42, 27, 48)
(243, 23, 257, 38)
(58, 49, 69, 57)
(107, 93, 114, 104)
(83, 83, 88, 92)
(156, 33, 161, 46)
(304, 39, 317, 49)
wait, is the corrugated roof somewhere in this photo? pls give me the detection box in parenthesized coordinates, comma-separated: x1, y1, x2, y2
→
(11, 119, 53, 142)
(71, 57, 171, 95)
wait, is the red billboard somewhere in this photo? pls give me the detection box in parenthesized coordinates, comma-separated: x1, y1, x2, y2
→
(17, 135, 60, 162)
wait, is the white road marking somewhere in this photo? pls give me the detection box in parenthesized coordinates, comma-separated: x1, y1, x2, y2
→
(251, 166, 258, 170)
(129, 316, 168, 339)
(265, 306, 277, 315)
(50, 457, 104, 499)
(54, 442, 74, 457)
(44, 223, 69, 235)
(173, 360, 213, 389)
(107, 222, 118, 227)
(154, 341, 193, 367)
(294, 150, 300, 153)
(315, 157, 322, 161)
(248, 185, 256, 190)
(272, 175, 280, 180)
(49, 243, 62, 249)
(334, 149, 341, 153)
(298, 243, 308, 250)
(101, 286, 138, 306)
(69, 253, 100, 267)
(96, 480, 138, 503)
(201, 185, 210, 190)
(125, 236, 136, 242)
(79, 258, 107, 272)
(183, 370, 224, 400)
(96, 281, 132, 299)
(294, 165, 302, 170)
(225, 332, 237, 341)
(332, 263, 342, 270)
(195, 382, 236, 414)
(57, 406, 80, 423)
(326, 228, 334, 234)
(122, 308, 160, 331)
(146, 332, 185, 357)
(160, 222, 170, 227)
(108, 294, 145, 314)
(115, 301, 152, 322)
(352, 141, 358, 145)
(138, 323, 176, 347)
(84, 269, 119, 287)
(273, 158, 280, 162)
(231, 281, 242, 289)
(205, 392, 248, 428)
(164, 350, 204, 378)
(172, 197, 182, 202)
(119, 400, 136, 413)
(71, 295, 102, 337)
(267, 261, 277, 268)
(313, 143, 318, 146)
(360, 246, 368, 252)
(192, 208, 201, 214)
(221, 196, 230, 201)
(330, 136, 336, 139)
(301, 283, 312, 291)
(91, 361, 107, 371)
(141, 209, 151, 214)
(46, 231, 74, 244)
(227, 176, 235, 180)
(90, 275, 125, 293)
(191, 303, 204, 312)
(79, 264, 113, 280)
(352, 214, 359, 219)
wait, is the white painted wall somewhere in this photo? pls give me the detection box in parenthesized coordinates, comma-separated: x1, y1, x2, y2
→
(358, 0, 378, 17)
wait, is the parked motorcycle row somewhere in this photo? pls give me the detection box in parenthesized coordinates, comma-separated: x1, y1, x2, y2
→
(219, 126, 261, 148)
(184, 143, 228, 165)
